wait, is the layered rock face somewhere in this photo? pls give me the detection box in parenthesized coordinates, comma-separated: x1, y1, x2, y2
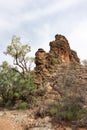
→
(35, 34, 80, 84)
(49, 34, 71, 62)
(35, 48, 50, 82)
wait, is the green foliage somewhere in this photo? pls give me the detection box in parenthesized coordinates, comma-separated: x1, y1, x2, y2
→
(49, 105, 58, 116)
(4, 35, 34, 78)
(31, 97, 37, 105)
(57, 103, 81, 121)
(52, 57, 58, 65)
(5, 100, 12, 107)
(49, 96, 86, 123)
(0, 61, 19, 106)
(59, 106, 87, 122)
(56, 96, 84, 121)
(14, 92, 20, 99)
(49, 103, 57, 116)
(77, 108, 87, 119)
(0, 61, 36, 107)
(0, 36, 37, 108)
(17, 73, 37, 103)
(4, 35, 31, 59)
(18, 102, 28, 109)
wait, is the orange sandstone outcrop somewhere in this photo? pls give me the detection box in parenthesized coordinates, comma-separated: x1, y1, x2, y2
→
(35, 34, 80, 84)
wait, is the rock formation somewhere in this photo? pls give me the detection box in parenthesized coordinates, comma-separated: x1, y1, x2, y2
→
(49, 34, 71, 62)
(35, 34, 80, 84)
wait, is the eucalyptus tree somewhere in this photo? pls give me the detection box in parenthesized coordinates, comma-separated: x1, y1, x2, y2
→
(4, 35, 34, 78)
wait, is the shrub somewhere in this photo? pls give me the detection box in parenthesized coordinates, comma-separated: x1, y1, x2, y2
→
(0, 97, 3, 107)
(50, 107, 58, 116)
(31, 97, 37, 105)
(52, 57, 59, 65)
(5, 100, 12, 107)
(49, 96, 86, 123)
(77, 108, 87, 119)
(14, 92, 20, 99)
(18, 102, 28, 109)
(49, 103, 58, 116)
(0, 46, 36, 108)
(56, 103, 81, 121)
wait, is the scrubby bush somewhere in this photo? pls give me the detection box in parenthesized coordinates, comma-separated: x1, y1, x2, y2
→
(57, 96, 84, 121)
(18, 102, 28, 109)
(49, 103, 58, 116)
(0, 61, 19, 106)
(49, 96, 87, 124)
(52, 57, 58, 64)
(17, 72, 37, 101)
(0, 61, 37, 108)
(56, 102, 81, 121)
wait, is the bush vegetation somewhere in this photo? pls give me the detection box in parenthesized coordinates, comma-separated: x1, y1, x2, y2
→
(49, 96, 87, 122)
(0, 36, 37, 108)
(17, 102, 28, 109)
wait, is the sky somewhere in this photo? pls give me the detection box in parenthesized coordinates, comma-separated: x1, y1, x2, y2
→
(0, 0, 87, 64)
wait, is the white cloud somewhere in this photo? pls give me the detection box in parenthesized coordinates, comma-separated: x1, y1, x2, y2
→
(31, 24, 52, 52)
(0, 19, 13, 30)
(69, 21, 87, 60)
(0, 0, 26, 10)
(23, 0, 83, 21)
(0, 0, 84, 31)
(43, 0, 82, 15)
(0, 0, 25, 33)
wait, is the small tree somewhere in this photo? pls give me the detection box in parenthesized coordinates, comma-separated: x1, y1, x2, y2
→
(0, 36, 36, 107)
(0, 61, 36, 107)
(4, 35, 34, 78)
(0, 61, 19, 106)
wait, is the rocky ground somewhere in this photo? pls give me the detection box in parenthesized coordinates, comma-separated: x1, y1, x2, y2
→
(0, 109, 87, 130)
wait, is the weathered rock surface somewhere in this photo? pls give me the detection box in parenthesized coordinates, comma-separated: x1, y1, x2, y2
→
(0, 109, 87, 130)
(35, 34, 80, 84)
(49, 34, 71, 63)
